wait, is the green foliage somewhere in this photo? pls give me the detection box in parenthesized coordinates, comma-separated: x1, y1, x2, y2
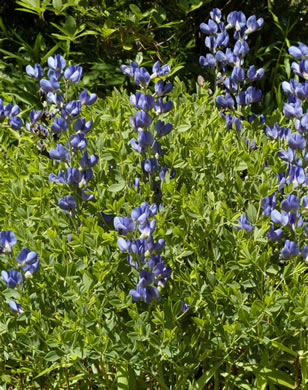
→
(0, 75, 307, 388)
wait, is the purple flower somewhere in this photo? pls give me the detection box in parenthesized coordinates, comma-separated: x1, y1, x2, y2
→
(288, 132, 306, 150)
(129, 111, 152, 131)
(49, 143, 70, 162)
(281, 194, 300, 212)
(120, 61, 138, 77)
(280, 240, 300, 259)
(65, 100, 81, 117)
(79, 89, 97, 105)
(302, 245, 308, 261)
(58, 195, 77, 211)
(154, 98, 173, 114)
(0, 230, 17, 253)
(74, 118, 92, 133)
(40, 77, 60, 93)
(17, 248, 38, 266)
(80, 151, 99, 168)
(199, 54, 217, 68)
(247, 65, 264, 81)
(50, 117, 68, 134)
(134, 67, 151, 87)
(113, 216, 135, 235)
(154, 120, 172, 137)
(1, 269, 23, 288)
(154, 80, 173, 96)
(216, 93, 234, 109)
(47, 54, 66, 72)
(152, 61, 171, 77)
(64, 65, 83, 83)
(8, 299, 24, 313)
(130, 92, 155, 111)
(200, 20, 218, 35)
(22, 259, 40, 277)
(266, 225, 283, 241)
(181, 299, 191, 313)
(26, 63, 44, 79)
(141, 158, 159, 174)
(70, 133, 87, 151)
(288, 43, 308, 60)
(234, 214, 253, 232)
(227, 11, 246, 31)
(129, 284, 160, 303)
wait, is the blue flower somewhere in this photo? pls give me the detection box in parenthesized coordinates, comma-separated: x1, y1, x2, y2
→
(151, 61, 171, 78)
(234, 214, 253, 232)
(129, 111, 152, 131)
(49, 143, 70, 162)
(47, 54, 66, 72)
(0, 230, 17, 253)
(8, 299, 24, 313)
(113, 216, 135, 235)
(80, 151, 99, 168)
(58, 195, 77, 212)
(134, 67, 151, 87)
(130, 92, 155, 111)
(50, 117, 68, 134)
(17, 248, 38, 266)
(22, 259, 40, 277)
(64, 65, 83, 83)
(1, 269, 23, 288)
(70, 133, 87, 150)
(280, 240, 299, 259)
(79, 89, 97, 105)
(26, 63, 44, 79)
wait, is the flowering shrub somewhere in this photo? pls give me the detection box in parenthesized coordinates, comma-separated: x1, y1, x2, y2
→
(0, 7, 307, 389)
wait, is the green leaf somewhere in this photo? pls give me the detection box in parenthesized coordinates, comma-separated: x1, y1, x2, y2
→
(64, 15, 77, 37)
(190, 360, 223, 389)
(44, 351, 63, 362)
(259, 368, 295, 389)
(108, 181, 125, 193)
(52, 0, 62, 11)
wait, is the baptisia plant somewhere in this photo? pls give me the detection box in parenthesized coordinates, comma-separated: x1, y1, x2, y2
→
(199, 8, 265, 132)
(120, 60, 175, 200)
(0, 230, 39, 313)
(25, 54, 98, 224)
(114, 202, 171, 304)
(263, 42, 308, 264)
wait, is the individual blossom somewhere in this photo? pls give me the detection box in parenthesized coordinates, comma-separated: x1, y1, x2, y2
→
(151, 61, 171, 78)
(49, 143, 70, 162)
(129, 111, 152, 131)
(58, 195, 77, 212)
(50, 117, 68, 134)
(8, 299, 24, 313)
(64, 65, 83, 83)
(47, 54, 66, 73)
(0, 230, 17, 253)
(79, 89, 97, 105)
(113, 216, 135, 235)
(22, 259, 40, 278)
(17, 248, 38, 266)
(74, 118, 92, 133)
(234, 214, 253, 232)
(280, 240, 300, 259)
(134, 67, 151, 87)
(26, 63, 44, 79)
(1, 269, 23, 288)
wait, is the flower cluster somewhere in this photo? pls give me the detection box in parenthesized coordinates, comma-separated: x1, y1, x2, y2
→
(114, 202, 171, 303)
(262, 42, 308, 263)
(0, 230, 39, 313)
(26, 54, 98, 216)
(0, 98, 23, 130)
(199, 8, 264, 131)
(120, 61, 175, 195)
